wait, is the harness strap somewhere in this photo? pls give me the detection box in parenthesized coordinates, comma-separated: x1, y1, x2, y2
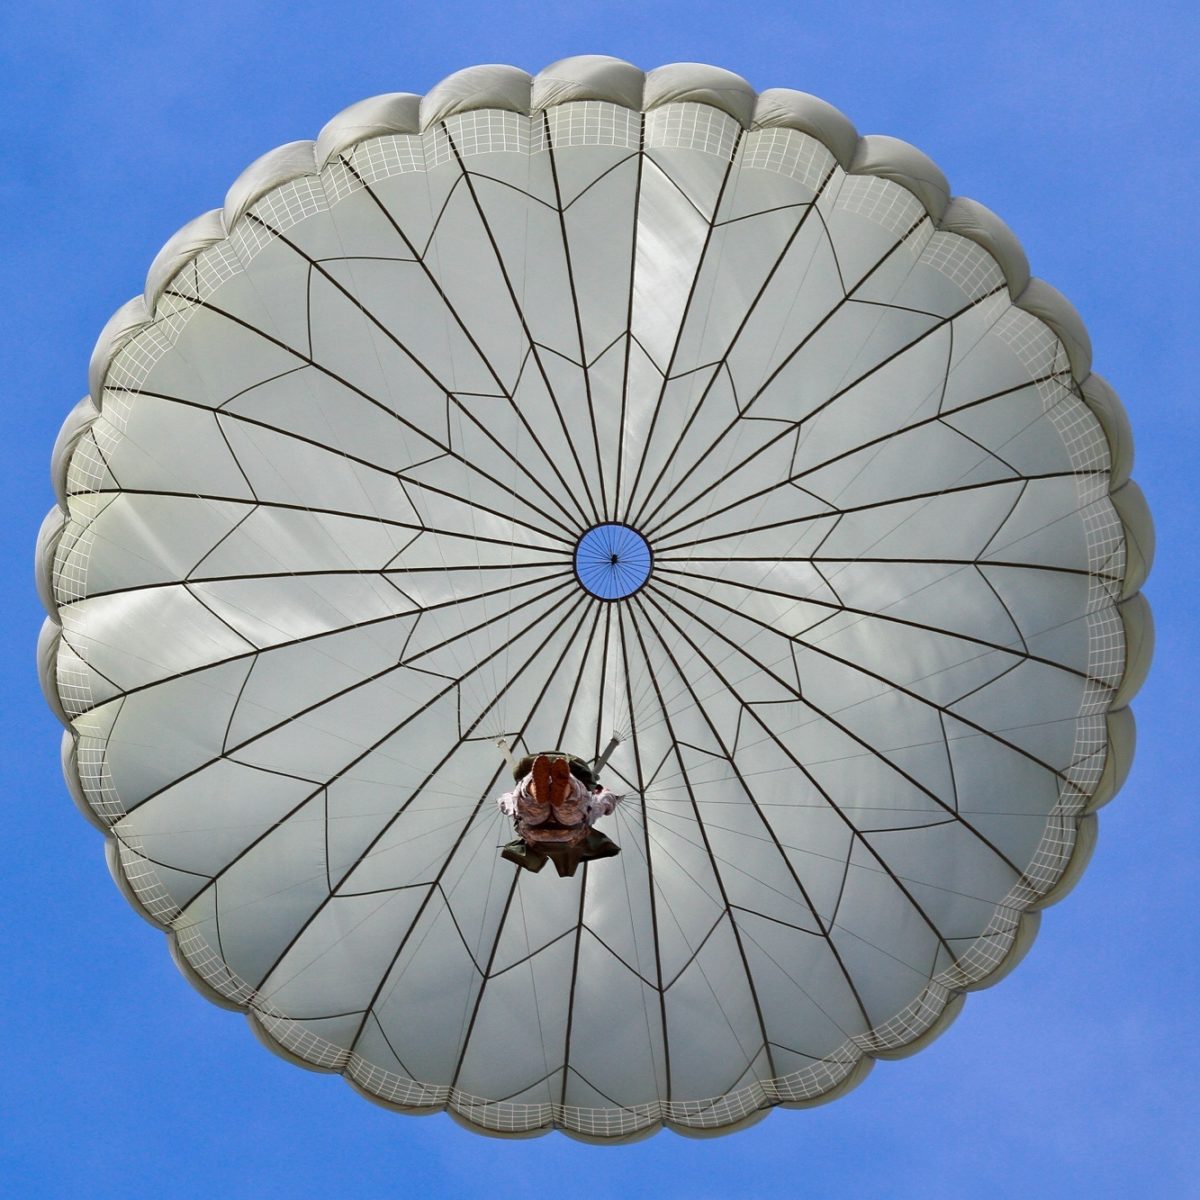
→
(496, 738, 518, 773)
(592, 734, 621, 775)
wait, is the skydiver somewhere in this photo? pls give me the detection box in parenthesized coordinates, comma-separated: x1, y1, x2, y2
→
(497, 751, 622, 877)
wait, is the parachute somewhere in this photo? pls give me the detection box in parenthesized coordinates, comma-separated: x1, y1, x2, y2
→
(36, 57, 1154, 1140)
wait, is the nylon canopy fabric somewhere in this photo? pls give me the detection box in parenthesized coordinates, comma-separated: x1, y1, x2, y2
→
(38, 57, 1154, 1141)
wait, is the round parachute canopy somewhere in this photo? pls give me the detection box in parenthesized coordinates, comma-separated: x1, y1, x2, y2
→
(38, 57, 1155, 1141)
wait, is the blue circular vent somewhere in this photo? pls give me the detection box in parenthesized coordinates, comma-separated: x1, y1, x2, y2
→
(574, 524, 653, 600)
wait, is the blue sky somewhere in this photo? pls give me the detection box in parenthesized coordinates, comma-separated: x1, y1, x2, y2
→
(3, 2, 1197, 1196)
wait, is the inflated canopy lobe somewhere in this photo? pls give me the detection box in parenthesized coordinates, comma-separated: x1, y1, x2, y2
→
(37, 56, 1153, 1141)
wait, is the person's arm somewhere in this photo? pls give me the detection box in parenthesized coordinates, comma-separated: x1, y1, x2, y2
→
(498, 774, 536, 817)
(588, 786, 621, 817)
(498, 775, 531, 817)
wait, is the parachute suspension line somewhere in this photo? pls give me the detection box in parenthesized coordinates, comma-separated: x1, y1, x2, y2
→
(604, 626, 656, 750)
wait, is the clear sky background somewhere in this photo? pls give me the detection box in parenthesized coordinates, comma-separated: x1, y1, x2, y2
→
(3, 3, 1196, 1197)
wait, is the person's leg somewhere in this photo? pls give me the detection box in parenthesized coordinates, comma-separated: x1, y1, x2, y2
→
(516, 751, 598, 791)
(531, 753, 573, 810)
(547, 756, 571, 808)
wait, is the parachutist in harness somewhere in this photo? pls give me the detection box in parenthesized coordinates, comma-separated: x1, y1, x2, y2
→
(497, 750, 623, 877)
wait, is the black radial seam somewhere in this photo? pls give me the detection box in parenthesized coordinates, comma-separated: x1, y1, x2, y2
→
(653, 471, 1096, 556)
(342, 157, 592, 531)
(442, 126, 603, 527)
(553, 602, 607, 1109)
(395, 472, 575, 544)
(637, 210, 966, 536)
(592, 606, 615, 765)
(203, 594, 586, 979)
(122, 575, 578, 826)
(632, 625, 858, 1059)
(613, 125, 645, 520)
(107, 569, 571, 710)
(558, 871, 590, 1112)
(631, 594, 873, 1030)
(544, 109, 609, 518)
(638, 586, 984, 966)
(444, 394, 582, 535)
(244, 211, 584, 534)
(93, 484, 561, 556)
(258, 589, 593, 1008)
(655, 554, 1106, 583)
(89, 562, 568, 602)
(653, 564, 1098, 685)
(620, 134, 744, 525)
(646, 578, 1055, 849)
(644, 283, 1008, 541)
(617, 605, 672, 1100)
(444, 600, 600, 1089)
(157, 288, 581, 535)
(628, 160, 837, 529)
(647, 370, 1062, 544)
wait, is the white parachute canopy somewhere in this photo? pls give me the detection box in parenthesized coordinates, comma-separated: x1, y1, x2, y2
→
(38, 57, 1154, 1141)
